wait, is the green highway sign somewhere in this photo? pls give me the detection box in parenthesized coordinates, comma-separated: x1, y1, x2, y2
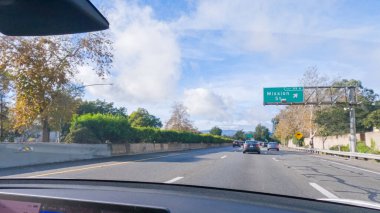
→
(263, 87, 304, 105)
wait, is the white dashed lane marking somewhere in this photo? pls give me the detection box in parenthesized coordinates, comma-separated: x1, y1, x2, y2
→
(309, 182, 338, 199)
(164, 177, 184, 184)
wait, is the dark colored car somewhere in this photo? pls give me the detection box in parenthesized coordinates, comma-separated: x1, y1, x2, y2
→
(232, 140, 243, 147)
(243, 141, 261, 154)
(267, 142, 279, 151)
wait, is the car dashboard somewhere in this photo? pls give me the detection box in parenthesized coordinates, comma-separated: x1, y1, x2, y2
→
(0, 179, 377, 213)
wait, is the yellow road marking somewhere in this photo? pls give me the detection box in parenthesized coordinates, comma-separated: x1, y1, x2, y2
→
(28, 153, 184, 178)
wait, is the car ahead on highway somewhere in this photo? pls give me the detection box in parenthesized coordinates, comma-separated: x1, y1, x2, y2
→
(232, 140, 243, 147)
(243, 141, 261, 154)
(267, 142, 280, 151)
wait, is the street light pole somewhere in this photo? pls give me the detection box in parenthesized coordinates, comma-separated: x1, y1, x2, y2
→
(74, 83, 113, 90)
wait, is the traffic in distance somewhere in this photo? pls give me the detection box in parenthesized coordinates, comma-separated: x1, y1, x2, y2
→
(232, 140, 280, 154)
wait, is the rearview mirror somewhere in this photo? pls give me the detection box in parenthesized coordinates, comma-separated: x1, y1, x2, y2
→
(0, 0, 109, 36)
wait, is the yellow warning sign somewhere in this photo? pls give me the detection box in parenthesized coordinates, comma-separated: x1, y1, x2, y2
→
(295, 132, 303, 140)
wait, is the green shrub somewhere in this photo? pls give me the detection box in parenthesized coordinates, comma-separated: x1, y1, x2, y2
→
(329, 142, 379, 154)
(64, 127, 101, 144)
(356, 141, 371, 153)
(67, 113, 233, 144)
(329, 144, 349, 152)
(292, 136, 304, 146)
(131, 128, 232, 144)
(70, 113, 132, 143)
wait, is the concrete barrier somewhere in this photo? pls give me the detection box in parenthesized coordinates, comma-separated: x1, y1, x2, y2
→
(111, 142, 231, 156)
(0, 143, 111, 169)
(0, 142, 231, 169)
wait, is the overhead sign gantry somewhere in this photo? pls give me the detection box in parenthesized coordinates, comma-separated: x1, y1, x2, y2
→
(263, 86, 358, 152)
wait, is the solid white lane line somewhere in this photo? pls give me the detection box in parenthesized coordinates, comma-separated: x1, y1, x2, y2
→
(272, 157, 279, 161)
(221, 155, 227, 159)
(164, 176, 184, 184)
(309, 182, 338, 199)
(320, 158, 380, 176)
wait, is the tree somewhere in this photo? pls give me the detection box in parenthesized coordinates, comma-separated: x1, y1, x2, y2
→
(47, 90, 82, 141)
(0, 70, 12, 140)
(274, 67, 331, 145)
(165, 103, 196, 132)
(298, 66, 331, 147)
(332, 79, 379, 132)
(363, 109, 380, 129)
(129, 108, 162, 128)
(210, 126, 222, 136)
(0, 32, 113, 142)
(274, 106, 310, 144)
(253, 124, 270, 141)
(233, 130, 245, 140)
(314, 107, 349, 136)
(77, 99, 127, 117)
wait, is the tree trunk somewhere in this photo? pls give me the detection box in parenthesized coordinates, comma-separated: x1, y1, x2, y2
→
(42, 117, 50, 142)
(322, 138, 327, 150)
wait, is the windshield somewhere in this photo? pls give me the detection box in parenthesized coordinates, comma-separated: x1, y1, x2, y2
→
(1, 0, 380, 207)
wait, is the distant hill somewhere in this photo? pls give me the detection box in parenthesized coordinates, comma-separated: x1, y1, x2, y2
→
(200, 130, 238, 137)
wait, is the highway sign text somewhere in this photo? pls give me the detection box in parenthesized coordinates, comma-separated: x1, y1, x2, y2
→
(263, 87, 304, 105)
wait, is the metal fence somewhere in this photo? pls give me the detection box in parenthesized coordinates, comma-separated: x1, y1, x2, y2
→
(289, 147, 380, 161)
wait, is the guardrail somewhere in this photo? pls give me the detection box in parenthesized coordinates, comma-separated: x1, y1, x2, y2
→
(288, 147, 380, 161)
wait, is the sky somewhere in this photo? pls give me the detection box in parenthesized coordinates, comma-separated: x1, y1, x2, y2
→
(78, 0, 380, 131)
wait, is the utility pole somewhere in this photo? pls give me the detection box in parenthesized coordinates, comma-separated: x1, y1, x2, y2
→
(348, 87, 357, 153)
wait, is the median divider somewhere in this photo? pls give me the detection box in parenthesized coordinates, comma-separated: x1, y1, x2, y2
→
(287, 146, 380, 161)
(111, 142, 230, 155)
(0, 142, 231, 169)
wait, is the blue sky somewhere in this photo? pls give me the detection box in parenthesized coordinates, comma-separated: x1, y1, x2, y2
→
(80, 0, 380, 131)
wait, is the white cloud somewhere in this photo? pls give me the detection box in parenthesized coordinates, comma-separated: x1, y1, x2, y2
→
(174, 0, 337, 56)
(182, 86, 278, 131)
(183, 88, 232, 121)
(79, 0, 380, 132)
(82, 0, 181, 104)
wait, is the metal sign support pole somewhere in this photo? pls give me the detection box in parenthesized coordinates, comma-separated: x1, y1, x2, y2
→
(348, 87, 357, 153)
(349, 107, 356, 153)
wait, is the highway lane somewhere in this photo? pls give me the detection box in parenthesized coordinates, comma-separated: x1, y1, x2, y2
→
(1, 146, 380, 203)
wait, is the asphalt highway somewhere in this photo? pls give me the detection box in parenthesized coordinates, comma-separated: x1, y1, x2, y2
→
(1, 146, 380, 203)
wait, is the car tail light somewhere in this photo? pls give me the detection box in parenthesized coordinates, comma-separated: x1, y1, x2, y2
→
(256, 144, 259, 148)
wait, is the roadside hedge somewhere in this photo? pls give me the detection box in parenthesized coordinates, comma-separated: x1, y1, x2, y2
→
(65, 113, 232, 144)
(65, 127, 101, 144)
(329, 141, 380, 154)
(131, 127, 231, 143)
(68, 113, 133, 143)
